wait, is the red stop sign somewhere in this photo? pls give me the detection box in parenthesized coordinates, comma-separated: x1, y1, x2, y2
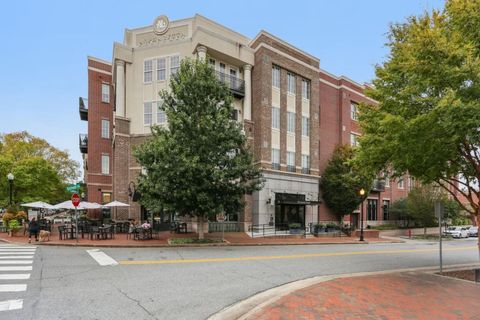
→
(71, 193, 80, 207)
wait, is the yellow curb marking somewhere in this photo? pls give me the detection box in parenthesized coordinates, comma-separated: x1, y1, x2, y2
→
(119, 246, 477, 265)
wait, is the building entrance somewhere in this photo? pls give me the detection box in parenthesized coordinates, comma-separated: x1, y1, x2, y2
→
(274, 193, 306, 227)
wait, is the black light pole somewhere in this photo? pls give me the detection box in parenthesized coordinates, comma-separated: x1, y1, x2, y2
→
(359, 188, 365, 241)
(7, 173, 14, 206)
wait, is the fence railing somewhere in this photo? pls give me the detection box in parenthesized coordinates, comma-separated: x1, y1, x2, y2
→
(249, 223, 311, 237)
(208, 221, 240, 233)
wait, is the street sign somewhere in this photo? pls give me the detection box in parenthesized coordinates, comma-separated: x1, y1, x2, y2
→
(71, 193, 80, 207)
(66, 184, 80, 193)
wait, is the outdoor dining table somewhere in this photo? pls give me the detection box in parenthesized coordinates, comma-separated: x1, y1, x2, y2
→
(134, 227, 152, 240)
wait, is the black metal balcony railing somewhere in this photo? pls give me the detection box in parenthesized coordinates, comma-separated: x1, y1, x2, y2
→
(371, 179, 386, 192)
(286, 165, 296, 173)
(79, 134, 88, 153)
(271, 163, 280, 170)
(301, 168, 310, 174)
(79, 97, 88, 121)
(215, 71, 245, 97)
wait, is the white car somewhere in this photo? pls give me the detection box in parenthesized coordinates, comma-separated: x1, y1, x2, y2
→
(468, 226, 478, 237)
(444, 226, 469, 238)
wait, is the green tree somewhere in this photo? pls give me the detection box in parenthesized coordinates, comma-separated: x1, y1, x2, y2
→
(0, 132, 75, 207)
(407, 185, 441, 234)
(389, 198, 411, 227)
(134, 58, 263, 239)
(320, 145, 373, 224)
(355, 0, 480, 247)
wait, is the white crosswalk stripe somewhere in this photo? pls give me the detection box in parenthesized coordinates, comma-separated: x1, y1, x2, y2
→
(0, 245, 37, 313)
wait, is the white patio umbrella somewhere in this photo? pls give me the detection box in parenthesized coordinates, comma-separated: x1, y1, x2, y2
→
(53, 200, 103, 210)
(21, 201, 55, 210)
(103, 201, 130, 220)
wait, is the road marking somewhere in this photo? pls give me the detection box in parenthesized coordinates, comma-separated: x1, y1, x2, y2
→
(0, 274, 30, 280)
(0, 250, 36, 253)
(0, 285, 27, 292)
(0, 246, 36, 249)
(0, 266, 32, 271)
(86, 249, 118, 266)
(0, 256, 34, 259)
(0, 252, 35, 255)
(119, 246, 478, 265)
(0, 261, 32, 265)
(0, 299, 23, 312)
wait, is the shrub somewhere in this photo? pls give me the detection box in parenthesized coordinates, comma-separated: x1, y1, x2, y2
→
(2, 213, 15, 227)
(16, 211, 28, 223)
(288, 223, 302, 229)
(8, 219, 21, 231)
(326, 222, 338, 229)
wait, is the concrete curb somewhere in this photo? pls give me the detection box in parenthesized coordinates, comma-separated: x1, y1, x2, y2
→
(207, 263, 480, 320)
(0, 236, 403, 248)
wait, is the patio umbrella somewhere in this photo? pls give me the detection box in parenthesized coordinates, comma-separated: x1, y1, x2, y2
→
(103, 201, 130, 220)
(21, 201, 55, 210)
(53, 201, 103, 210)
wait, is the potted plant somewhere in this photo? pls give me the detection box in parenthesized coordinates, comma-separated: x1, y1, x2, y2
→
(288, 223, 303, 234)
(326, 222, 338, 233)
(313, 224, 326, 235)
(8, 220, 21, 237)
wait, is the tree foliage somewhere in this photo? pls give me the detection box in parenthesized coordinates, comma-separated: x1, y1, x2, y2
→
(356, 0, 480, 225)
(0, 132, 76, 207)
(320, 145, 373, 223)
(134, 58, 263, 238)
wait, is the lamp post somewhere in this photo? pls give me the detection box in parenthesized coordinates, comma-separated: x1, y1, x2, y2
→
(7, 173, 14, 206)
(359, 188, 365, 241)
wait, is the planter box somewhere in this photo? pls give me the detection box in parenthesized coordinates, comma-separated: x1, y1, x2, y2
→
(289, 229, 303, 235)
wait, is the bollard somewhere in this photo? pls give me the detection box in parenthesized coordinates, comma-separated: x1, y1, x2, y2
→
(408, 229, 412, 238)
(475, 269, 480, 283)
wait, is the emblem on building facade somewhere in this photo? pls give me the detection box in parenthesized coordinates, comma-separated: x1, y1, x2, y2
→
(153, 15, 169, 35)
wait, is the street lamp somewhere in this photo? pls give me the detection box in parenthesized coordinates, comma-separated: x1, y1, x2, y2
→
(7, 173, 14, 206)
(359, 188, 365, 242)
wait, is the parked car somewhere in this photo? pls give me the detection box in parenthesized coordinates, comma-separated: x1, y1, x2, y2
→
(468, 226, 478, 237)
(444, 226, 469, 238)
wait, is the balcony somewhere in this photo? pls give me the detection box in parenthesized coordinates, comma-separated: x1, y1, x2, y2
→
(371, 179, 386, 192)
(215, 71, 245, 98)
(79, 134, 88, 153)
(79, 97, 88, 121)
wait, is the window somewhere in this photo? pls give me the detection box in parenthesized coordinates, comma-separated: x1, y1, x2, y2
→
(287, 112, 295, 133)
(271, 107, 280, 129)
(271, 148, 280, 169)
(302, 79, 310, 99)
(287, 73, 296, 94)
(301, 154, 310, 174)
(367, 199, 378, 221)
(101, 84, 110, 103)
(385, 177, 390, 188)
(272, 66, 280, 88)
(156, 58, 166, 81)
(157, 101, 166, 124)
(383, 200, 390, 220)
(208, 58, 215, 68)
(287, 152, 295, 172)
(397, 177, 404, 189)
(170, 55, 180, 76)
(144, 102, 153, 125)
(102, 192, 112, 204)
(408, 177, 414, 190)
(302, 116, 309, 136)
(101, 155, 109, 175)
(144, 60, 153, 82)
(350, 133, 360, 147)
(351, 102, 359, 121)
(101, 120, 109, 139)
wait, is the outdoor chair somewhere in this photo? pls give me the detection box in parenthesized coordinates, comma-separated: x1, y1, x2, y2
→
(58, 226, 68, 240)
(89, 226, 101, 240)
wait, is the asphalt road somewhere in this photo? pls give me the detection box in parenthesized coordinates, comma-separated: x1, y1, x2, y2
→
(1, 237, 479, 320)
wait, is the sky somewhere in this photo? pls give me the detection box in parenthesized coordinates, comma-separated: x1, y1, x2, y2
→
(0, 0, 445, 180)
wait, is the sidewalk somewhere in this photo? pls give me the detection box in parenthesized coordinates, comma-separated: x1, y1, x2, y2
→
(239, 271, 480, 320)
(0, 229, 402, 247)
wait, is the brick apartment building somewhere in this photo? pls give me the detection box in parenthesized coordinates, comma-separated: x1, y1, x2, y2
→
(79, 14, 411, 229)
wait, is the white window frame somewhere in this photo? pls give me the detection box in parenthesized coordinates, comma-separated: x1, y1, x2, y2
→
(350, 133, 360, 147)
(101, 154, 110, 175)
(351, 102, 359, 121)
(302, 79, 310, 100)
(101, 119, 109, 139)
(271, 148, 280, 165)
(156, 58, 166, 81)
(208, 58, 215, 68)
(144, 102, 153, 126)
(287, 112, 295, 133)
(302, 116, 309, 137)
(156, 100, 166, 124)
(385, 177, 390, 188)
(287, 152, 295, 167)
(170, 56, 180, 76)
(271, 106, 280, 129)
(101, 83, 110, 103)
(301, 154, 310, 169)
(144, 60, 153, 83)
(272, 66, 280, 88)
(397, 177, 404, 189)
(287, 73, 296, 94)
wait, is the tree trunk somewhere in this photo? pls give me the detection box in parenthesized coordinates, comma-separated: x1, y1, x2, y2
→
(198, 215, 204, 240)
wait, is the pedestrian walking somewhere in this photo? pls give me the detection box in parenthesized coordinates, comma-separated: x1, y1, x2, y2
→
(28, 217, 40, 243)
